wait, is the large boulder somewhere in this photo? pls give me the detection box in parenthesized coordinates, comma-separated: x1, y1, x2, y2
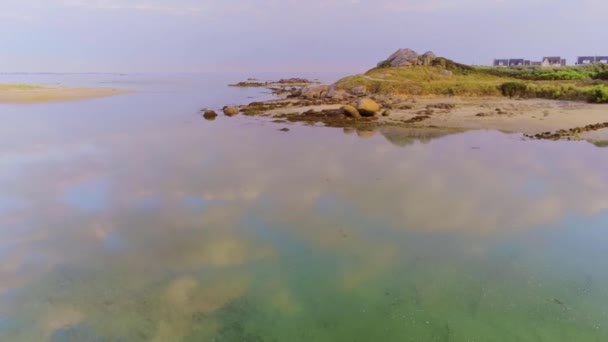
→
(341, 105, 361, 119)
(357, 98, 380, 117)
(326, 85, 337, 97)
(381, 48, 419, 67)
(351, 86, 368, 96)
(300, 85, 330, 99)
(420, 51, 437, 65)
(223, 106, 239, 116)
(326, 85, 348, 100)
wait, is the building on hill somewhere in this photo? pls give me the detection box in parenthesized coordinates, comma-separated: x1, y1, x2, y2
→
(542, 57, 566, 67)
(493, 59, 509, 67)
(577, 56, 608, 65)
(508, 59, 525, 66)
(493, 57, 567, 67)
(577, 56, 595, 65)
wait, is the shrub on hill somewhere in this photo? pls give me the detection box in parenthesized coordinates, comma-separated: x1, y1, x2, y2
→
(499, 82, 528, 97)
(431, 58, 474, 74)
(593, 71, 608, 80)
(588, 85, 608, 103)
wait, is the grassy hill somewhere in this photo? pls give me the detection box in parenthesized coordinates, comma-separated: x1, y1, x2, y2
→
(335, 59, 608, 103)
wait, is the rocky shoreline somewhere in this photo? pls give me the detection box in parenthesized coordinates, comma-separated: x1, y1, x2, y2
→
(525, 122, 608, 140)
(229, 78, 320, 96)
(229, 78, 318, 88)
(202, 49, 608, 144)
(203, 86, 608, 144)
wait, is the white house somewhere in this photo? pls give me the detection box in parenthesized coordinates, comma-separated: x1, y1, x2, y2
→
(542, 57, 566, 67)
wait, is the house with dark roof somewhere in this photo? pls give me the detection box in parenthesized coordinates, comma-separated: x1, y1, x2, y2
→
(493, 59, 509, 67)
(509, 59, 525, 66)
(542, 57, 566, 67)
(577, 56, 608, 65)
(493, 56, 566, 67)
(577, 56, 595, 65)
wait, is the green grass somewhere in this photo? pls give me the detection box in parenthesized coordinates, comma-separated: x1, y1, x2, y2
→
(479, 63, 608, 81)
(336, 66, 508, 97)
(497, 81, 608, 103)
(335, 62, 608, 103)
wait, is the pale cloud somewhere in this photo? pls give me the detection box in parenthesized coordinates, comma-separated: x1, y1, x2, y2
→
(59, 0, 206, 16)
(1, 0, 607, 71)
(1, 0, 208, 17)
(381, 0, 606, 13)
(382, 0, 531, 12)
(4, 0, 608, 16)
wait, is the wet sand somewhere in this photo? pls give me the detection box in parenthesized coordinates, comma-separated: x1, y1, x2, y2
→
(260, 96, 608, 140)
(0, 84, 131, 104)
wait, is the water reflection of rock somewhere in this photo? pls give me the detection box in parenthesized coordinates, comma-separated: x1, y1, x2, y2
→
(589, 140, 608, 148)
(379, 126, 465, 147)
(343, 127, 355, 135)
(356, 127, 377, 139)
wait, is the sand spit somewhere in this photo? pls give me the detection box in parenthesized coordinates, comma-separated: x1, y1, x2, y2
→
(0, 84, 132, 104)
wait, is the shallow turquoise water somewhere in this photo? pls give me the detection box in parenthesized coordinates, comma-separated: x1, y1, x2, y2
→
(1, 74, 607, 341)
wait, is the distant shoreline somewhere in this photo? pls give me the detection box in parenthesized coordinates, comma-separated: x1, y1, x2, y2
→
(208, 50, 608, 143)
(213, 79, 608, 143)
(228, 95, 608, 140)
(0, 84, 132, 104)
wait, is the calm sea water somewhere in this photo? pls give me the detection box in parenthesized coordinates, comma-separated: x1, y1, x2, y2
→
(1, 73, 607, 342)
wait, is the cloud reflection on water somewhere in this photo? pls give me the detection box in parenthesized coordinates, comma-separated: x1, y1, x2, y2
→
(1, 119, 608, 340)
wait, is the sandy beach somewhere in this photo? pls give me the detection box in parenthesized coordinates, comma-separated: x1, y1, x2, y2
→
(0, 84, 131, 104)
(248, 96, 608, 141)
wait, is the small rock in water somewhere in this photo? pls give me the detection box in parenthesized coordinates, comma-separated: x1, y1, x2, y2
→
(279, 128, 290, 132)
(202, 110, 218, 120)
(222, 106, 240, 116)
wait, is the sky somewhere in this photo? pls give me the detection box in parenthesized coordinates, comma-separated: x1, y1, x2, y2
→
(1, 0, 607, 73)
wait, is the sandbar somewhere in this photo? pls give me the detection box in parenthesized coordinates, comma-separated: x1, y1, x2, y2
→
(0, 84, 132, 104)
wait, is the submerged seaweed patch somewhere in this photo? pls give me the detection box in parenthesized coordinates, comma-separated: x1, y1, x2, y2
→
(274, 108, 378, 128)
(526, 122, 608, 140)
